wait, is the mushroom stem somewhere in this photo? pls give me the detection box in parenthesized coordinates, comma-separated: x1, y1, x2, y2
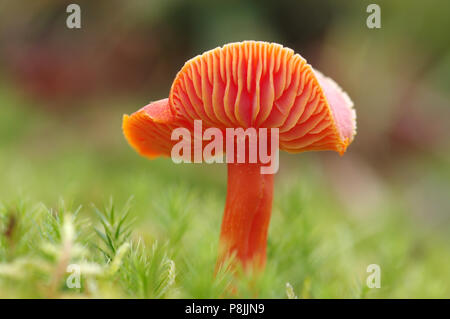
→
(217, 162, 274, 271)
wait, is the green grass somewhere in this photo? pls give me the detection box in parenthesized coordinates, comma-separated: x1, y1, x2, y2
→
(0, 86, 450, 298)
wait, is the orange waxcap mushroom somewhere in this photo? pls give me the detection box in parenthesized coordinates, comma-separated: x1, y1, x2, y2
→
(123, 41, 356, 273)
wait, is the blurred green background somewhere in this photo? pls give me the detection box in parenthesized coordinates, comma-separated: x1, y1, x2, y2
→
(0, 0, 449, 298)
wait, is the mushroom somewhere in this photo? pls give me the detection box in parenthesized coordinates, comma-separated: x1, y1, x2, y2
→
(123, 41, 356, 272)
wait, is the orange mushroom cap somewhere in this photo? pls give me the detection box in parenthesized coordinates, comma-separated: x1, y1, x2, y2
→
(123, 41, 356, 158)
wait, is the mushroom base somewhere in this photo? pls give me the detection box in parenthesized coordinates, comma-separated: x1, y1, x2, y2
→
(217, 162, 274, 272)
